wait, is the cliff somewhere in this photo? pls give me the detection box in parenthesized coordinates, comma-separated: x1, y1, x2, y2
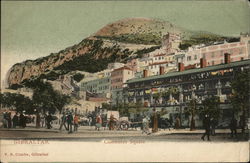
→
(6, 18, 228, 88)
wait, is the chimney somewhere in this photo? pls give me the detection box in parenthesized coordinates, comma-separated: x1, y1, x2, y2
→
(224, 53, 231, 64)
(178, 63, 185, 72)
(143, 69, 148, 78)
(200, 58, 207, 68)
(159, 66, 165, 75)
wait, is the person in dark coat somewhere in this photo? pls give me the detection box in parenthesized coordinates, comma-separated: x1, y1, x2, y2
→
(201, 114, 211, 141)
(19, 113, 26, 128)
(67, 112, 73, 133)
(7, 112, 12, 128)
(46, 113, 53, 129)
(230, 116, 237, 138)
(3, 112, 8, 128)
(59, 112, 68, 131)
(12, 112, 19, 128)
(210, 118, 217, 136)
(36, 112, 41, 128)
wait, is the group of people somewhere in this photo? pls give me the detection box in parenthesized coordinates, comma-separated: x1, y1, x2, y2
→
(2, 112, 28, 128)
(94, 114, 117, 131)
(201, 115, 239, 141)
(59, 111, 79, 133)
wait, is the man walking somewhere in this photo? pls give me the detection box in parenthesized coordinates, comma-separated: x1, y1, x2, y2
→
(73, 114, 79, 132)
(230, 116, 237, 138)
(201, 114, 211, 141)
(95, 114, 102, 131)
(142, 116, 150, 135)
(36, 112, 41, 128)
(12, 112, 19, 128)
(46, 113, 53, 129)
(67, 112, 73, 133)
(59, 112, 68, 131)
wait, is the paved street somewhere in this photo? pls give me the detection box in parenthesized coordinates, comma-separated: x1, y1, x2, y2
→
(0, 125, 247, 142)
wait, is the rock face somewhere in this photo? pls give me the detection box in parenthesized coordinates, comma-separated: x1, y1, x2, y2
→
(6, 18, 191, 87)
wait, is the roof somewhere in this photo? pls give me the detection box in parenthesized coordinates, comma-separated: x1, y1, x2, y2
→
(127, 59, 250, 84)
(149, 61, 170, 66)
(113, 66, 132, 72)
(154, 53, 166, 57)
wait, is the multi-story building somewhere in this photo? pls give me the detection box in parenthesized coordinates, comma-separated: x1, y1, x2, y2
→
(125, 59, 250, 127)
(175, 34, 250, 68)
(148, 61, 176, 76)
(125, 58, 139, 73)
(111, 66, 134, 105)
(80, 77, 111, 97)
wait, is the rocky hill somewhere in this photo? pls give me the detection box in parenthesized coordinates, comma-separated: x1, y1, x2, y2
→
(6, 18, 232, 88)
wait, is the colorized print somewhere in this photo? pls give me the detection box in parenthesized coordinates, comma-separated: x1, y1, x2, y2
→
(1, 0, 249, 162)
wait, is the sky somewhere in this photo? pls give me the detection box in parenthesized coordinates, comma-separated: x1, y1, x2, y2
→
(1, 0, 250, 86)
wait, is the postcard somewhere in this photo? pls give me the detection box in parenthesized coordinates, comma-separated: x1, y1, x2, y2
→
(1, 0, 249, 162)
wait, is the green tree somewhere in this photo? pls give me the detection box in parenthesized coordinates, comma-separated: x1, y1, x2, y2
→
(186, 99, 199, 131)
(201, 96, 220, 120)
(230, 70, 249, 133)
(30, 80, 71, 114)
(72, 73, 85, 82)
(0, 92, 34, 114)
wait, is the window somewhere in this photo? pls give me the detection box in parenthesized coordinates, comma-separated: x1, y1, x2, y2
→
(220, 50, 224, 56)
(212, 61, 215, 65)
(240, 48, 243, 54)
(187, 56, 191, 61)
(202, 53, 206, 59)
(211, 52, 215, 58)
(194, 55, 197, 60)
(128, 71, 130, 74)
(221, 59, 223, 64)
(241, 57, 244, 60)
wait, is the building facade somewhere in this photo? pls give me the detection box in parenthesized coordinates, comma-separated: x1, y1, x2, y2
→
(176, 35, 250, 68)
(111, 66, 134, 105)
(125, 59, 250, 127)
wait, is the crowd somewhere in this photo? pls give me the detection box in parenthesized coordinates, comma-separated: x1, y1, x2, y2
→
(2, 112, 30, 128)
(1, 109, 243, 140)
(59, 111, 79, 133)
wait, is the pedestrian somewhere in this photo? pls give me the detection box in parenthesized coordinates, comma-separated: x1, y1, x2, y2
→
(67, 112, 73, 133)
(239, 115, 245, 134)
(41, 114, 45, 128)
(36, 112, 41, 128)
(201, 114, 211, 141)
(73, 114, 79, 132)
(175, 116, 180, 129)
(142, 116, 150, 135)
(59, 112, 68, 131)
(19, 112, 26, 128)
(12, 112, 19, 128)
(3, 112, 8, 128)
(210, 118, 217, 136)
(88, 116, 92, 127)
(109, 114, 116, 130)
(152, 109, 159, 133)
(7, 112, 12, 128)
(43, 113, 48, 128)
(230, 116, 237, 138)
(46, 113, 53, 129)
(95, 114, 102, 131)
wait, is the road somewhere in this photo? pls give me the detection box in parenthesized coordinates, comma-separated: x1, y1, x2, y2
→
(0, 126, 247, 142)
